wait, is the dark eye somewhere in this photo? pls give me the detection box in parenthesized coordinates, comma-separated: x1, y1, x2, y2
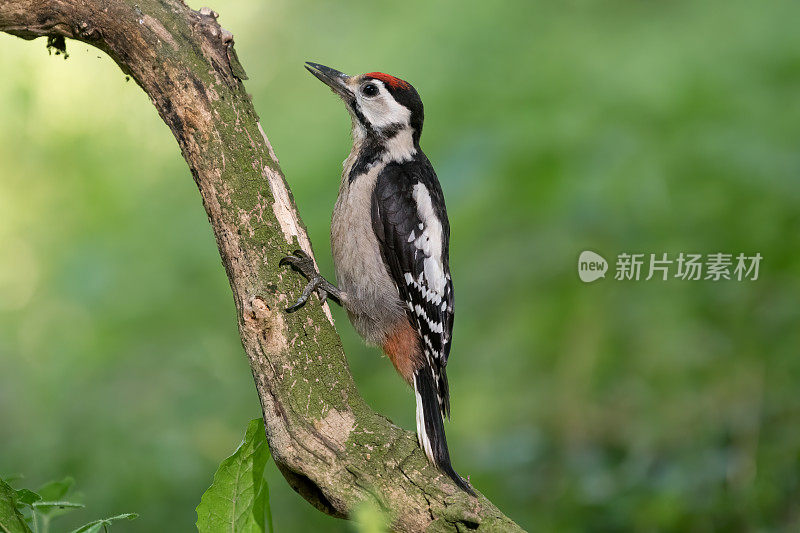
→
(362, 83, 379, 97)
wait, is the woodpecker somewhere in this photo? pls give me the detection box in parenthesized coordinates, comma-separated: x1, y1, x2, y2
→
(280, 62, 474, 495)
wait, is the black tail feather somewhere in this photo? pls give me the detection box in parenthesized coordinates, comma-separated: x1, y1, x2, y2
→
(414, 368, 475, 495)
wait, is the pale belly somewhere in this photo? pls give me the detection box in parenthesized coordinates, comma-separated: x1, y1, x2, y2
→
(330, 167, 405, 345)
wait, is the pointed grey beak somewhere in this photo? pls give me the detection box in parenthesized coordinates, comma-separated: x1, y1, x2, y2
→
(305, 62, 352, 99)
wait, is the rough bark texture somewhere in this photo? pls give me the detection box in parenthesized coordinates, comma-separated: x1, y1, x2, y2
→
(0, 1, 523, 531)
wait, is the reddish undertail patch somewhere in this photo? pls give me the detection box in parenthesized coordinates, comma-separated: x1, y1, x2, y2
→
(382, 319, 422, 385)
(366, 72, 411, 90)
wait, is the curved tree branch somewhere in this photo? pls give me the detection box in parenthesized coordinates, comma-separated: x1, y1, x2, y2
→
(0, 1, 523, 531)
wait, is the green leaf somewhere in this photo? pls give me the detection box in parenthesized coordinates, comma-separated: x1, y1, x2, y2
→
(0, 479, 33, 533)
(351, 500, 390, 533)
(12, 491, 40, 508)
(31, 501, 84, 510)
(70, 522, 104, 533)
(196, 418, 272, 533)
(37, 478, 74, 502)
(69, 513, 138, 533)
(34, 477, 81, 520)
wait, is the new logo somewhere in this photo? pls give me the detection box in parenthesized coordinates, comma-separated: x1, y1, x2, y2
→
(578, 251, 608, 282)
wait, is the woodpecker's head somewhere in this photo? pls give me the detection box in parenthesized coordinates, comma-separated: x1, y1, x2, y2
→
(305, 62, 424, 146)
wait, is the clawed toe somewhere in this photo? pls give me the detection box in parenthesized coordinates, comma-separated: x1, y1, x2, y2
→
(280, 250, 316, 278)
(279, 249, 307, 268)
(285, 276, 325, 312)
(279, 250, 340, 312)
(280, 250, 324, 312)
(285, 297, 307, 313)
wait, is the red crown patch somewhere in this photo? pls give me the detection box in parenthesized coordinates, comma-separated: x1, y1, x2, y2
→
(365, 72, 411, 90)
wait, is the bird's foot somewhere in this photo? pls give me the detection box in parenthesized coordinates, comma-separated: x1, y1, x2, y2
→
(279, 249, 341, 312)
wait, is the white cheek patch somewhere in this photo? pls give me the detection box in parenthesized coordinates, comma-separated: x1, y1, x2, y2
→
(357, 80, 412, 128)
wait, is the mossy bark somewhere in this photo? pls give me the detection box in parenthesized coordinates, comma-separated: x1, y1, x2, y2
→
(0, 1, 524, 531)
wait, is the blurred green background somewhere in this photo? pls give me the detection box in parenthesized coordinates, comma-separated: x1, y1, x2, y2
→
(1, 0, 799, 531)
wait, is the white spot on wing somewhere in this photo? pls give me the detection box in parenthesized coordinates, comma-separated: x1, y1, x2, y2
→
(414, 304, 443, 334)
(412, 183, 446, 295)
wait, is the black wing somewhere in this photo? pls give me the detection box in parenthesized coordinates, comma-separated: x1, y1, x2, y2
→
(372, 158, 454, 417)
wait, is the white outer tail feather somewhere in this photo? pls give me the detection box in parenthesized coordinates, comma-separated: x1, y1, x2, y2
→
(414, 380, 435, 464)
